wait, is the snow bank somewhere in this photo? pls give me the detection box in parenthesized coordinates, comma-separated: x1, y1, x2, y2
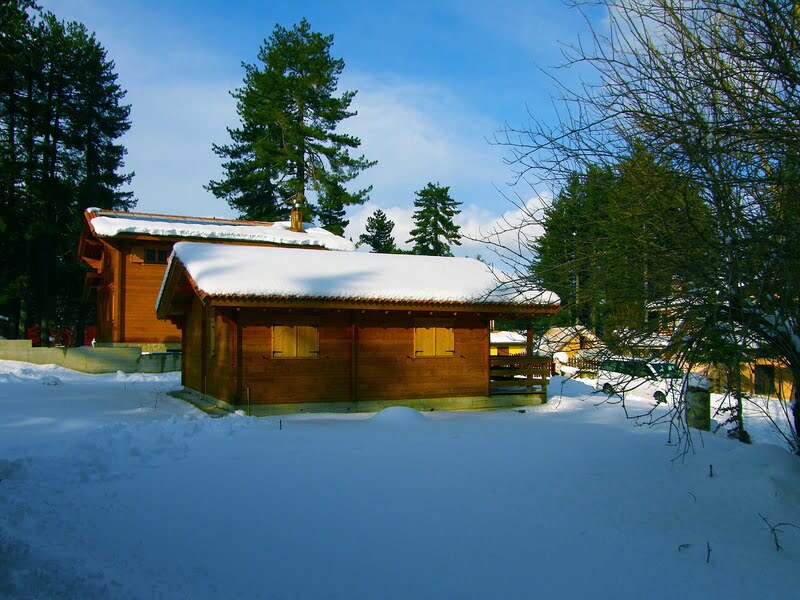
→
(369, 406, 428, 424)
(1, 364, 799, 599)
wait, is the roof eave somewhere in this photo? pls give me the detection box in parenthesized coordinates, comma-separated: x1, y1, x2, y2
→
(156, 256, 208, 320)
(204, 295, 559, 315)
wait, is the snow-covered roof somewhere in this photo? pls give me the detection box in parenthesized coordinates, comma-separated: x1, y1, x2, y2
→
(160, 242, 559, 310)
(629, 332, 673, 349)
(490, 331, 527, 345)
(535, 326, 601, 354)
(86, 209, 355, 252)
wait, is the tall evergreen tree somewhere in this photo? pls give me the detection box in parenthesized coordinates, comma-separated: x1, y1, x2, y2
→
(407, 182, 462, 256)
(533, 166, 611, 329)
(532, 146, 713, 339)
(315, 181, 349, 235)
(0, 3, 132, 343)
(358, 209, 396, 253)
(208, 19, 375, 222)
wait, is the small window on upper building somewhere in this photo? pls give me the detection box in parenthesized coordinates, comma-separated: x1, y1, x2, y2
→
(144, 248, 169, 264)
(272, 325, 319, 359)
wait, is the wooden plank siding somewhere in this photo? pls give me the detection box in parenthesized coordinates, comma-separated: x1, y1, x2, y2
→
(205, 309, 235, 403)
(184, 308, 493, 406)
(119, 240, 181, 344)
(182, 296, 204, 392)
(94, 244, 119, 343)
(237, 311, 353, 405)
(354, 312, 487, 401)
(82, 229, 327, 345)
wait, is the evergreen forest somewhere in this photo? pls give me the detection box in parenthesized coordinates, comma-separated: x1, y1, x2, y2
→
(0, 1, 133, 344)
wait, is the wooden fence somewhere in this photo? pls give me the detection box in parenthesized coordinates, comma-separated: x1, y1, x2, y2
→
(489, 355, 551, 396)
(567, 356, 602, 375)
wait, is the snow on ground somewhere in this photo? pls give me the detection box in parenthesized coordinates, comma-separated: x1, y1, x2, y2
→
(1, 360, 799, 599)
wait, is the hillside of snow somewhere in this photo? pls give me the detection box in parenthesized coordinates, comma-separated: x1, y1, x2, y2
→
(1, 359, 798, 599)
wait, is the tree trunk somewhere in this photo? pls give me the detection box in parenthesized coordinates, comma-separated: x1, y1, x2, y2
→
(37, 234, 51, 347)
(17, 238, 31, 340)
(75, 301, 87, 347)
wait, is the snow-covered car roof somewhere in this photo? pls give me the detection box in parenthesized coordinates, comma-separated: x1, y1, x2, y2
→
(84, 209, 355, 252)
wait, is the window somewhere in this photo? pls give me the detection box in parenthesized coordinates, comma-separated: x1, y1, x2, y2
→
(414, 326, 455, 357)
(272, 325, 319, 358)
(650, 362, 683, 379)
(144, 248, 169, 264)
(754, 364, 775, 396)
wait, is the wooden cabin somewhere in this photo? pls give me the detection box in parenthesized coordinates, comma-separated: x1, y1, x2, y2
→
(490, 330, 528, 356)
(156, 242, 560, 414)
(644, 298, 795, 398)
(535, 326, 602, 360)
(77, 208, 353, 350)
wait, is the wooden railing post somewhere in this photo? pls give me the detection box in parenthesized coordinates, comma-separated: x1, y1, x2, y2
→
(526, 325, 534, 393)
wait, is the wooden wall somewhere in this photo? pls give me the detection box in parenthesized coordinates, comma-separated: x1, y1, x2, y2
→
(94, 244, 119, 343)
(207, 309, 235, 402)
(354, 312, 488, 401)
(94, 238, 324, 345)
(119, 241, 181, 344)
(696, 360, 795, 400)
(187, 308, 492, 405)
(182, 296, 203, 392)
(237, 310, 353, 405)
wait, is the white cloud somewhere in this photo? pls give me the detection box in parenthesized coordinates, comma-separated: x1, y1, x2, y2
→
(456, 194, 549, 264)
(339, 74, 511, 208)
(45, 0, 546, 235)
(122, 79, 239, 217)
(340, 74, 552, 264)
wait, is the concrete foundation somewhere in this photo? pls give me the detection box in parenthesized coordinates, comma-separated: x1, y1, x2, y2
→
(174, 386, 546, 417)
(0, 339, 180, 374)
(94, 341, 182, 353)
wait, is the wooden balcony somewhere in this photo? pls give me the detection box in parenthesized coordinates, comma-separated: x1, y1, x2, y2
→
(489, 355, 551, 396)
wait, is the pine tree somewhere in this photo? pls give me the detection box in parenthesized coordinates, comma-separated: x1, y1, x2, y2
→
(358, 209, 396, 253)
(208, 19, 375, 222)
(407, 182, 461, 256)
(532, 147, 713, 338)
(0, 4, 132, 344)
(315, 181, 349, 235)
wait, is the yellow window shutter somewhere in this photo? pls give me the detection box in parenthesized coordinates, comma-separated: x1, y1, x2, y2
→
(435, 327, 455, 356)
(415, 327, 436, 357)
(296, 326, 319, 358)
(273, 325, 296, 358)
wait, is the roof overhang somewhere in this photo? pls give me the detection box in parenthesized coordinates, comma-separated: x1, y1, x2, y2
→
(156, 255, 560, 321)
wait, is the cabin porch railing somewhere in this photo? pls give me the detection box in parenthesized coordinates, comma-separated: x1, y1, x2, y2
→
(489, 355, 551, 396)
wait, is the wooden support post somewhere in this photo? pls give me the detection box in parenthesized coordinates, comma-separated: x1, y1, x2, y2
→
(526, 325, 534, 391)
(351, 310, 358, 403)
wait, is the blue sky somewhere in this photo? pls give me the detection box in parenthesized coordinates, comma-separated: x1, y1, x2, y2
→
(44, 0, 599, 253)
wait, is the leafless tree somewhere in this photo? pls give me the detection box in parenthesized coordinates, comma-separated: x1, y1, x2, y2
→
(491, 0, 800, 451)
